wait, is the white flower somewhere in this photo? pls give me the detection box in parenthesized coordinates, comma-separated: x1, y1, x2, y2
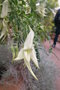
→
(36, 3, 40, 6)
(14, 27, 39, 80)
(25, 3, 31, 14)
(1, 0, 10, 18)
(36, 3, 46, 16)
(0, 19, 7, 39)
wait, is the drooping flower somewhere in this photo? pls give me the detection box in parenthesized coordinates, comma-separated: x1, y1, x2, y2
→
(0, 19, 7, 40)
(14, 27, 39, 80)
(25, 3, 31, 14)
(36, 3, 46, 17)
(1, 0, 10, 18)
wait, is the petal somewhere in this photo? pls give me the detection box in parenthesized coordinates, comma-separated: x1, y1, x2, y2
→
(31, 47, 39, 68)
(24, 27, 34, 49)
(0, 20, 7, 39)
(14, 48, 24, 61)
(24, 59, 38, 80)
(24, 51, 31, 62)
(1, 0, 9, 18)
(0, 30, 5, 39)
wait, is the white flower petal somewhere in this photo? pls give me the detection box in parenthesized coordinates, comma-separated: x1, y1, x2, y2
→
(0, 19, 7, 39)
(31, 47, 39, 68)
(24, 59, 38, 80)
(14, 48, 24, 61)
(24, 50, 31, 62)
(24, 27, 34, 49)
(0, 30, 5, 39)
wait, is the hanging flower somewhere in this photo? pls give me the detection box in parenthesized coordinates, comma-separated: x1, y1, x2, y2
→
(0, 19, 8, 40)
(36, 3, 46, 17)
(24, 2, 31, 14)
(14, 27, 39, 80)
(1, 0, 10, 18)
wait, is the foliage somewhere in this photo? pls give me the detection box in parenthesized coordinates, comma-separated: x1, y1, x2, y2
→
(0, 0, 46, 44)
(0, 0, 58, 48)
(0, 0, 58, 43)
